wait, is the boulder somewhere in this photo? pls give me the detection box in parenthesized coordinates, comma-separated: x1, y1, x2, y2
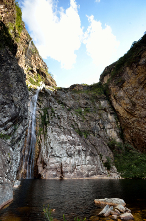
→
(115, 209, 121, 215)
(98, 204, 109, 216)
(104, 206, 113, 217)
(94, 198, 126, 206)
(115, 204, 126, 213)
(111, 210, 120, 215)
(125, 207, 131, 213)
(120, 213, 134, 220)
(112, 215, 118, 220)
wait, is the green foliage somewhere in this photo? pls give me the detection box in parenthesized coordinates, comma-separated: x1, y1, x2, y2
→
(82, 131, 89, 139)
(75, 129, 83, 137)
(67, 107, 72, 111)
(29, 74, 43, 86)
(89, 82, 104, 95)
(108, 139, 124, 153)
(43, 205, 86, 221)
(15, 2, 23, 35)
(72, 82, 104, 96)
(0, 133, 11, 140)
(75, 108, 82, 115)
(104, 157, 111, 170)
(75, 129, 89, 138)
(83, 107, 90, 114)
(108, 139, 146, 179)
(40, 108, 50, 127)
(43, 205, 53, 221)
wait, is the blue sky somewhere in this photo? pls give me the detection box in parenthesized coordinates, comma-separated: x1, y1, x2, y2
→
(18, 0, 146, 87)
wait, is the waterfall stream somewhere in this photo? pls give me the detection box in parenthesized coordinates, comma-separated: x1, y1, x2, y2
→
(23, 84, 44, 179)
(26, 40, 32, 57)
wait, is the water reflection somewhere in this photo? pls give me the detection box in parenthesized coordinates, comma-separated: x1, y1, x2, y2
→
(0, 179, 146, 220)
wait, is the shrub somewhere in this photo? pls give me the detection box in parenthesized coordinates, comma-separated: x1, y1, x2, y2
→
(104, 157, 111, 170)
(15, 2, 23, 35)
(108, 139, 146, 178)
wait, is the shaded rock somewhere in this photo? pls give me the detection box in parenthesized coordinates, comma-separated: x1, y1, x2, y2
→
(125, 207, 131, 213)
(115, 209, 121, 215)
(120, 213, 134, 220)
(94, 198, 126, 206)
(104, 206, 113, 217)
(115, 204, 125, 213)
(98, 204, 109, 216)
(111, 211, 120, 215)
(0, 183, 13, 209)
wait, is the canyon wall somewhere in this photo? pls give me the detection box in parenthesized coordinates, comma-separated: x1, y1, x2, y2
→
(100, 35, 146, 152)
(0, 0, 56, 207)
(34, 84, 121, 179)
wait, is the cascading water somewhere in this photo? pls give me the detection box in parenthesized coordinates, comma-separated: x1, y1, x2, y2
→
(23, 83, 45, 179)
(26, 40, 32, 56)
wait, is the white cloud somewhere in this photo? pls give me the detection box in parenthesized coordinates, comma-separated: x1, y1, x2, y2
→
(22, 0, 83, 69)
(83, 15, 120, 67)
(95, 0, 100, 2)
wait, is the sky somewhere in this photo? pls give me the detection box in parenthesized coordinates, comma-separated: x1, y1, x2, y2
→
(18, 0, 146, 87)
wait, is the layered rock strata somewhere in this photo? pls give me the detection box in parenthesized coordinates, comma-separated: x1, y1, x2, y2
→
(100, 35, 146, 152)
(34, 85, 121, 179)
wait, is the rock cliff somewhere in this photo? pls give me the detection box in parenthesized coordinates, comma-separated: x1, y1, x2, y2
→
(0, 28, 28, 207)
(0, 0, 56, 208)
(100, 35, 146, 152)
(33, 84, 121, 179)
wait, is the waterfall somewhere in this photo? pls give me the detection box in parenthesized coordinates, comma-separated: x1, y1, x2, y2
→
(23, 83, 45, 179)
(26, 40, 32, 57)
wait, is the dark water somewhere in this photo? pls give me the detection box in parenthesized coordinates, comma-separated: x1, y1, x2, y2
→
(0, 179, 146, 221)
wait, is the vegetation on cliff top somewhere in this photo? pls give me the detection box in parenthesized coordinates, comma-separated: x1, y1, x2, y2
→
(101, 33, 146, 85)
(15, 1, 23, 35)
(71, 82, 104, 96)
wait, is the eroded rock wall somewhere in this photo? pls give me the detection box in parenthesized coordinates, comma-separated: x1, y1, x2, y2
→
(0, 48, 29, 207)
(100, 35, 146, 151)
(35, 85, 121, 179)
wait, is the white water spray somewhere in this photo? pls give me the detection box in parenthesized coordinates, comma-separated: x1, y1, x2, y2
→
(23, 83, 45, 179)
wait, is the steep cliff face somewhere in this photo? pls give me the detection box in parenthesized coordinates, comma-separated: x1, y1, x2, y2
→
(100, 35, 146, 152)
(34, 84, 121, 179)
(0, 0, 56, 208)
(0, 39, 28, 207)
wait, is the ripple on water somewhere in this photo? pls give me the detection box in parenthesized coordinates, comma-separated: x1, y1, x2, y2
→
(0, 179, 146, 221)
